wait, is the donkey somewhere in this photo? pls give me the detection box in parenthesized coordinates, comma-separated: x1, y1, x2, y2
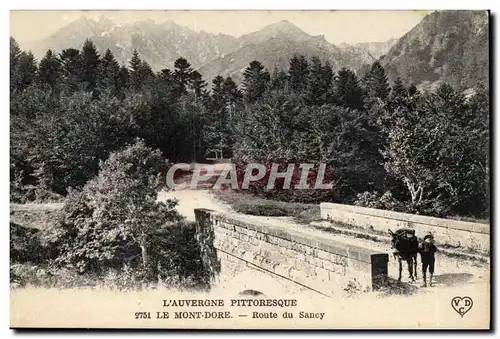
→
(388, 228, 419, 282)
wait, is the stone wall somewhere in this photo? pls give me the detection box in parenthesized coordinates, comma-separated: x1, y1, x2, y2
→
(194, 208, 388, 297)
(320, 203, 490, 255)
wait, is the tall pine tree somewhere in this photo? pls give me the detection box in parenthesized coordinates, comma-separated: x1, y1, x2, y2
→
(117, 65, 130, 93)
(306, 57, 333, 105)
(189, 70, 208, 101)
(242, 60, 270, 104)
(332, 68, 365, 110)
(223, 77, 243, 111)
(10, 37, 23, 93)
(12, 51, 38, 93)
(39, 49, 62, 92)
(10, 37, 22, 71)
(80, 39, 101, 91)
(173, 57, 194, 96)
(129, 49, 143, 91)
(288, 55, 309, 93)
(98, 49, 120, 93)
(363, 61, 390, 103)
(271, 66, 288, 90)
(59, 48, 82, 92)
(137, 61, 155, 89)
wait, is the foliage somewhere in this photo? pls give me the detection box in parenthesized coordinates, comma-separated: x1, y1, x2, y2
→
(363, 61, 391, 103)
(44, 140, 183, 278)
(9, 37, 489, 218)
(242, 60, 270, 103)
(354, 191, 405, 212)
(10, 223, 46, 264)
(379, 83, 489, 217)
(232, 87, 385, 203)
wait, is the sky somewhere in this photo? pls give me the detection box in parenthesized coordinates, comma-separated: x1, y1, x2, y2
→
(10, 10, 430, 45)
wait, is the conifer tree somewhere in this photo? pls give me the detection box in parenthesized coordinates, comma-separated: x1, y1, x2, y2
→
(137, 60, 155, 89)
(10, 37, 23, 93)
(158, 68, 173, 83)
(223, 77, 243, 108)
(391, 77, 407, 99)
(129, 49, 143, 91)
(98, 49, 120, 92)
(210, 76, 226, 111)
(12, 51, 38, 92)
(363, 61, 390, 102)
(10, 37, 22, 70)
(288, 55, 309, 93)
(38, 49, 61, 91)
(80, 39, 101, 91)
(129, 49, 142, 73)
(59, 48, 82, 92)
(271, 66, 288, 90)
(387, 77, 408, 111)
(242, 60, 270, 103)
(117, 65, 130, 93)
(332, 68, 365, 110)
(189, 70, 208, 101)
(306, 57, 333, 105)
(173, 57, 194, 96)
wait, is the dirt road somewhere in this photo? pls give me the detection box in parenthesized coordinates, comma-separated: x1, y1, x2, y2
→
(10, 182, 490, 328)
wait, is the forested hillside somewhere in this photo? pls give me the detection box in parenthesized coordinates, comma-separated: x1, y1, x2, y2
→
(382, 10, 489, 91)
(10, 36, 489, 218)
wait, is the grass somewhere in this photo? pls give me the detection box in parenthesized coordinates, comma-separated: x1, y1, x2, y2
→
(213, 190, 321, 224)
(10, 262, 206, 291)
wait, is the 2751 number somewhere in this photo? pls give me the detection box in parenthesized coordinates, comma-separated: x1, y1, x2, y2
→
(135, 311, 151, 319)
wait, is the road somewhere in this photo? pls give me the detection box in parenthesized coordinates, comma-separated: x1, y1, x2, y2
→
(158, 184, 490, 298)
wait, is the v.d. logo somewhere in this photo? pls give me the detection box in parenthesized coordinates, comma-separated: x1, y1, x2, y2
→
(451, 296, 473, 317)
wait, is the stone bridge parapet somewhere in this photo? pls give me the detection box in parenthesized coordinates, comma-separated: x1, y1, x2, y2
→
(320, 203, 490, 255)
(194, 208, 388, 297)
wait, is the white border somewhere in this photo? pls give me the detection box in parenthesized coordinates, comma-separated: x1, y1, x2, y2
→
(3, 1, 498, 338)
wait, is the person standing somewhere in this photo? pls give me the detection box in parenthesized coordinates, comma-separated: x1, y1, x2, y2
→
(419, 233, 437, 287)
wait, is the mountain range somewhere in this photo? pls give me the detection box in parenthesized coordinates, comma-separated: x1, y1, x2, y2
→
(381, 10, 489, 91)
(18, 18, 393, 83)
(17, 11, 489, 91)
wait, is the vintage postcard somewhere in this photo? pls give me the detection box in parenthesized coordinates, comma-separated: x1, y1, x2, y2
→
(9, 10, 490, 329)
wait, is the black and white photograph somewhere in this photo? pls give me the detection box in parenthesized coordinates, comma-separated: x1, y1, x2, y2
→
(9, 9, 490, 329)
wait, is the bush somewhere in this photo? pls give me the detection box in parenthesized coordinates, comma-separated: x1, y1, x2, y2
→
(354, 190, 465, 218)
(10, 184, 64, 204)
(233, 161, 336, 204)
(149, 222, 210, 290)
(10, 222, 45, 263)
(354, 191, 404, 212)
(10, 262, 149, 290)
(40, 139, 209, 290)
(46, 140, 179, 272)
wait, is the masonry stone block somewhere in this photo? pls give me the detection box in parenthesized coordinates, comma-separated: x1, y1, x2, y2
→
(195, 208, 389, 295)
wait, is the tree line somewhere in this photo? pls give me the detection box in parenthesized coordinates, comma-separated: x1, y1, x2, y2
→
(10, 37, 489, 218)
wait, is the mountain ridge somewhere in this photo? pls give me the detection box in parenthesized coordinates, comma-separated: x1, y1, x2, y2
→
(15, 11, 489, 91)
(381, 10, 489, 91)
(18, 16, 382, 84)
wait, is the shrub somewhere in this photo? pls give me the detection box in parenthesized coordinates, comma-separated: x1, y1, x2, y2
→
(233, 161, 336, 203)
(10, 222, 44, 263)
(354, 191, 405, 212)
(45, 139, 183, 277)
